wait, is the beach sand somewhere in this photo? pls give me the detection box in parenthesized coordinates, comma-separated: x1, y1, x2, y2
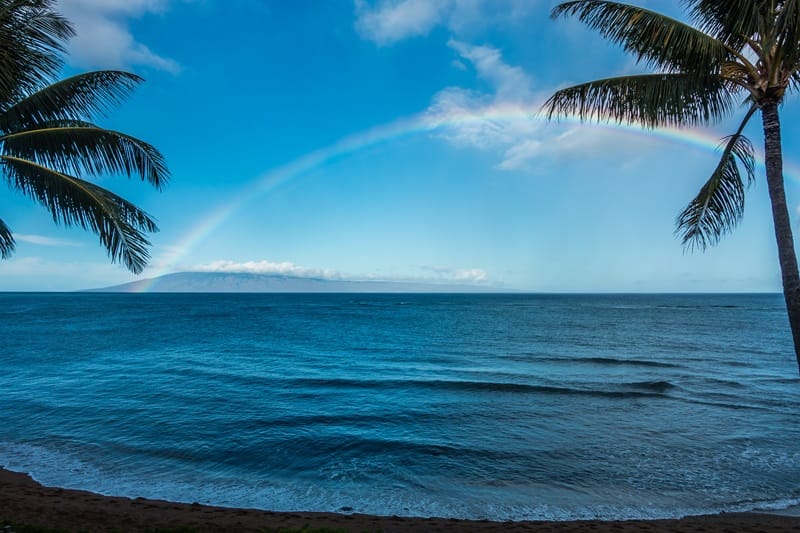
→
(3, 467, 800, 532)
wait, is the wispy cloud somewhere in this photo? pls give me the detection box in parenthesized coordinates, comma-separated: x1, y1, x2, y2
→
(354, 0, 445, 45)
(354, 0, 541, 45)
(424, 40, 544, 170)
(448, 39, 532, 101)
(189, 259, 491, 285)
(419, 265, 489, 282)
(355, 2, 640, 170)
(13, 234, 84, 247)
(424, 40, 649, 170)
(55, 0, 180, 73)
(498, 139, 544, 170)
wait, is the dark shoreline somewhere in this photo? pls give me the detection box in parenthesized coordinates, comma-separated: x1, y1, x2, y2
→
(2, 467, 800, 532)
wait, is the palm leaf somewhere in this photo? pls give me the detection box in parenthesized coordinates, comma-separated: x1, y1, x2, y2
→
(720, 60, 754, 86)
(552, 0, 730, 72)
(774, 0, 800, 70)
(542, 73, 737, 127)
(686, 0, 767, 50)
(0, 155, 158, 273)
(790, 71, 800, 94)
(676, 105, 757, 250)
(0, 71, 143, 131)
(0, 0, 73, 104)
(2, 123, 169, 188)
(0, 216, 14, 258)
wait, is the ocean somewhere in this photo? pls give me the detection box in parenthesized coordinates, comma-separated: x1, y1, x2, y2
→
(1, 292, 798, 521)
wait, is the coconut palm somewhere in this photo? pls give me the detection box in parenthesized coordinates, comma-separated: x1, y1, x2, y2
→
(543, 0, 800, 372)
(0, 0, 168, 273)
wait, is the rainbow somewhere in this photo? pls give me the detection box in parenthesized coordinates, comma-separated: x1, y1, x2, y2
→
(136, 103, 799, 291)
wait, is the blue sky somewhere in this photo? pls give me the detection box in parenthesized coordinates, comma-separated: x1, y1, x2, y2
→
(0, 0, 796, 291)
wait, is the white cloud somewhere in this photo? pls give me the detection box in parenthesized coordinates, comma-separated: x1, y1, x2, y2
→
(13, 234, 84, 247)
(189, 259, 491, 285)
(423, 40, 649, 170)
(420, 265, 489, 282)
(354, 0, 541, 45)
(354, 0, 446, 45)
(424, 40, 548, 170)
(498, 139, 544, 170)
(426, 87, 511, 149)
(190, 260, 348, 280)
(357, 2, 631, 170)
(55, 0, 179, 72)
(424, 40, 539, 154)
(447, 39, 532, 101)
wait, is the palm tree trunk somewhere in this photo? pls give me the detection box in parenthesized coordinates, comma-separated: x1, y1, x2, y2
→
(761, 102, 800, 374)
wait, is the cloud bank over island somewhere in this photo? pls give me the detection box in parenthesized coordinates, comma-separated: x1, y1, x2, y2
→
(188, 259, 491, 285)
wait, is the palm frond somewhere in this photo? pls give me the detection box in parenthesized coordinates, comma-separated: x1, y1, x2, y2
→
(721, 60, 754, 85)
(2, 123, 169, 188)
(0, 71, 143, 131)
(0, 155, 158, 273)
(790, 71, 800, 94)
(542, 73, 737, 127)
(0, 216, 15, 258)
(552, 1, 729, 72)
(0, 0, 73, 104)
(686, 0, 767, 50)
(676, 105, 757, 250)
(775, 0, 800, 70)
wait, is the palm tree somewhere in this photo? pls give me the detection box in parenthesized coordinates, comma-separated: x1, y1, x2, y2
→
(0, 0, 168, 273)
(543, 0, 800, 373)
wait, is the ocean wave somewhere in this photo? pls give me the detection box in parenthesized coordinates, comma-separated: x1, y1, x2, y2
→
(228, 411, 445, 431)
(173, 367, 673, 399)
(284, 377, 675, 399)
(678, 398, 771, 411)
(4, 439, 800, 522)
(535, 356, 682, 368)
(697, 376, 747, 388)
(729, 496, 800, 514)
(626, 380, 676, 392)
(720, 359, 758, 367)
(654, 304, 739, 309)
(3, 292, 798, 524)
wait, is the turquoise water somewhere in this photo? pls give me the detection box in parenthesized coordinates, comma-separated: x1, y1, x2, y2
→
(1, 293, 799, 520)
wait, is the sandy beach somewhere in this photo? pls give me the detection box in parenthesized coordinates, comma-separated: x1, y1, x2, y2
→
(2, 467, 800, 532)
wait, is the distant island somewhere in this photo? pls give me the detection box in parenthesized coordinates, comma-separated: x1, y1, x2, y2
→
(88, 272, 510, 293)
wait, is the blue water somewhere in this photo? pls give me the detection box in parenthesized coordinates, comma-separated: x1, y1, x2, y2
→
(1, 292, 799, 521)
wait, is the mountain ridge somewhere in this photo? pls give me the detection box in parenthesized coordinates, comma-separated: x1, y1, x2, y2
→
(88, 271, 511, 293)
